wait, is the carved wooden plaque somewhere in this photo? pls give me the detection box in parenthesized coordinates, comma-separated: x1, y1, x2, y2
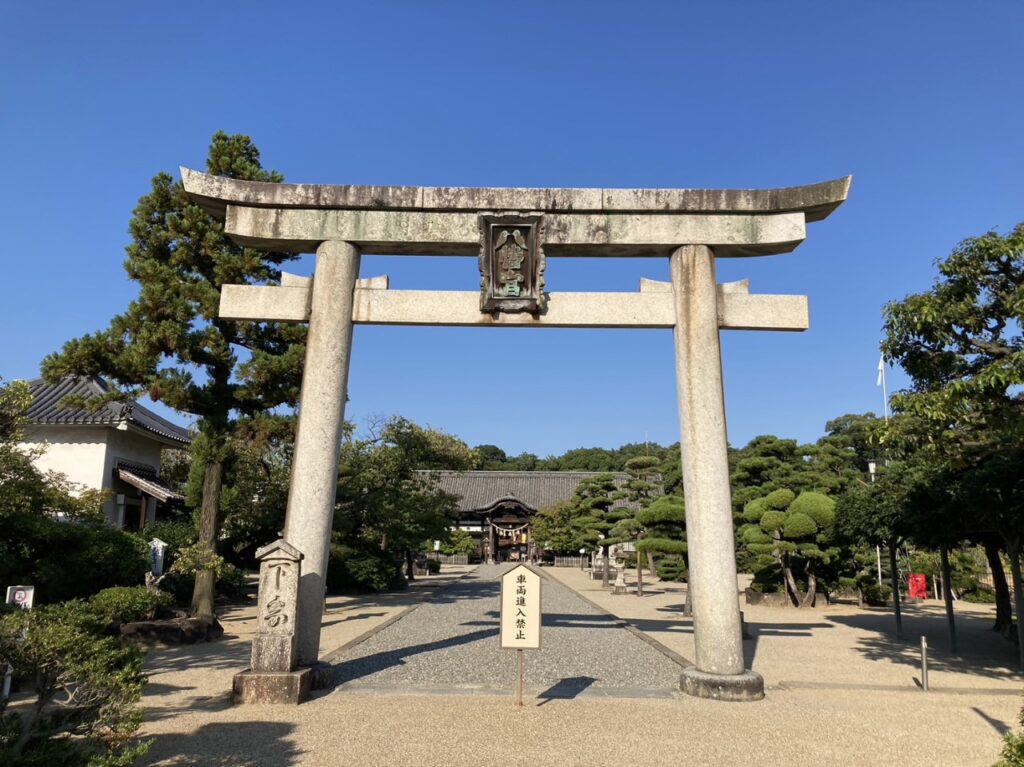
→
(479, 214, 546, 313)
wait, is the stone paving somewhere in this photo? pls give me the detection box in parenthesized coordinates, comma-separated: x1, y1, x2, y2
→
(328, 563, 684, 697)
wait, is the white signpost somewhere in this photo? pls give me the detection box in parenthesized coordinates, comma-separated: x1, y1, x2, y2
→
(149, 538, 168, 576)
(3, 585, 33, 701)
(500, 564, 541, 707)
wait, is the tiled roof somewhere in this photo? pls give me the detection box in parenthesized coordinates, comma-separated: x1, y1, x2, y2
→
(418, 470, 658, 514)
(24, 377, 191, 446)
(116, 461, 184, 502)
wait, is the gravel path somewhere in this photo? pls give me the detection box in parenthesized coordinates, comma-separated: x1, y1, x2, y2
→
(328, 564, 684, 698)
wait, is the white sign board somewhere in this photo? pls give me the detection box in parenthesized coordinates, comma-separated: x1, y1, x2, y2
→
(5, 585, 34, 610)
(149, 538, 168, 576)
(500, 565, 541, 649)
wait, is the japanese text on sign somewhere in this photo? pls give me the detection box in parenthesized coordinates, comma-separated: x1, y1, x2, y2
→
(500, 565, 541, 649)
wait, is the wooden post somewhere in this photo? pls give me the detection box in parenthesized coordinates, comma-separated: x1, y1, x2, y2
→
(516, 649, 524, 708)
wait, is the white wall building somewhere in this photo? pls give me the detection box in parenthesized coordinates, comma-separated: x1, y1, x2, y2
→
(20, 376, 191, 529)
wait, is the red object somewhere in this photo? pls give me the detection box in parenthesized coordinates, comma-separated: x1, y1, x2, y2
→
(908, 573, 928, 599)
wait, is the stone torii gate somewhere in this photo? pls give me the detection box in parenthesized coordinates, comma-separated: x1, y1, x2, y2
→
(183, 169, 849, 702)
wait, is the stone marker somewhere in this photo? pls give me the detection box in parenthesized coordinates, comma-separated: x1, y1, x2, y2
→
(233, 539, 311, 704)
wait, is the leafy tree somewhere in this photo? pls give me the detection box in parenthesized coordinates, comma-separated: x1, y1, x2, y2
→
(532, 501, 585, 555)
(740, 489, 839, 607)
(609, 455, 661, 595)
(473, 444, 508, 470)
(40, 133, 305, 619)
(438, 528, 477, 558)
(882, 223, 1024, 660)
(836, 459, 923, 636)
(334, 417, 475, 585)
(569, 473, 629, 587)
(216, 428, 293, 565)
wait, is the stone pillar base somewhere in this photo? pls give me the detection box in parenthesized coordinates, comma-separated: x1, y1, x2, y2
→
(307, 661, 335, 690)
(233, 668, 311, 705)
(680, 667, 764, 702)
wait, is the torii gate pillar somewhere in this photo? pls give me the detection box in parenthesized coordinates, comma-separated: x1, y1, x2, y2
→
(284, 240, 360, 666)
(672, 245, 763, 700)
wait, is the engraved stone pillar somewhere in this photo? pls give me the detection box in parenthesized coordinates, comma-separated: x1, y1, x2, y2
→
(252, 540, 303, 672)
(233, 539, 311, 704)
(285, 240, 361, 666)
(671, 244, 764, 702)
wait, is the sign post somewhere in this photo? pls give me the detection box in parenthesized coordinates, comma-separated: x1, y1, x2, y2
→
(149, 538, 168, 576)
(500, 564, 541, 707)
(3, 585, 33, 701)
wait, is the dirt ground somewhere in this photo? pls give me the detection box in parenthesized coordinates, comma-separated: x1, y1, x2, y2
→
(136, 565, 1022, 766)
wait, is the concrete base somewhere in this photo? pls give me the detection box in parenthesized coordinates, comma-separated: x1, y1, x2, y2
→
(680, 667, 764, 702)
(233, 667, 311, 705)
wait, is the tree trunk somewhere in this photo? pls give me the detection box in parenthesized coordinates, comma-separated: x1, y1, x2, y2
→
(939, 544, 958, 654)
(190, 459, 223, 619)
(647, 550, 656, 578)
(405, 550, 415, 580)
(800, 560, 817, 608)
(636, 545, 644, 597)
(1006, 536, 1024, 672)
(780, 553, 800, 607)
(602, 547, 610, 588)
(888, 538, 903, 640)
(983, 536, 1012, 633)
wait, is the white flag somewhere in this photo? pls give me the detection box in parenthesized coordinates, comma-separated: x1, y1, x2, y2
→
(876, 355, 885, 387)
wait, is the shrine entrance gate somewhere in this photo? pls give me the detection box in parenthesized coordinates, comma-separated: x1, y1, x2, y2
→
(183, 168, 850, 701)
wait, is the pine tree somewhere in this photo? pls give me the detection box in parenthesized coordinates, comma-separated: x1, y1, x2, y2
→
(41, 132, 304, 619)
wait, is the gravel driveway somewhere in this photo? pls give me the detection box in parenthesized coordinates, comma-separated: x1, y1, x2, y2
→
(328, 564, 684, 698)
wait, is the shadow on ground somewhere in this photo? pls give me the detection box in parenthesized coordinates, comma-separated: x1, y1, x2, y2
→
(536, 676, 597, 705)
(330, 627, 499, 687)
(142, 721, 302, 766)
(828, 604, 1023, 680)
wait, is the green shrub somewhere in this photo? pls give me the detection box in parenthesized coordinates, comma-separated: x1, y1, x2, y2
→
(750, 564, 784, 593)
(764, 489, 796, 510)
(326, 544, 401, 593)
(742, 526, 771, 545)
(861, 582, 892, 606)
(216, 562, 250, 599)
(783, 511, 817, 538)
(788, 491, 836, 528)
(0, 601, 150, 765)
(26, 522, 149, 604)
(424, 558, 441, 574)
(998, 698, 1024, 766)
(742, 498, 767, 523)
(961, 587, 996, 604)
(89, 587, 173, 626)
(655, 556, 688, 582)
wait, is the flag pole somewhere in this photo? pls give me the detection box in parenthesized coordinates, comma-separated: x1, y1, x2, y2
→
(877, 353, 890, 423)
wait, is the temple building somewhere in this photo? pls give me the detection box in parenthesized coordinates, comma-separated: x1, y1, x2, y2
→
(20, 376, 191, 529)
(423, 470, 656, 562)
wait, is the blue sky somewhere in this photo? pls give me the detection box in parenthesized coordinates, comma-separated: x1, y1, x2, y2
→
(2, 2, 1022, 457)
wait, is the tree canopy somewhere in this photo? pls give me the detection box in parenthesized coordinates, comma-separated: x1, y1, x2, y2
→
(41, 132, 304, 617)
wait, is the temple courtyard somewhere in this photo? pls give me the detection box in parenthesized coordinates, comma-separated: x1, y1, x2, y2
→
(138, 565, 1021, 766)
